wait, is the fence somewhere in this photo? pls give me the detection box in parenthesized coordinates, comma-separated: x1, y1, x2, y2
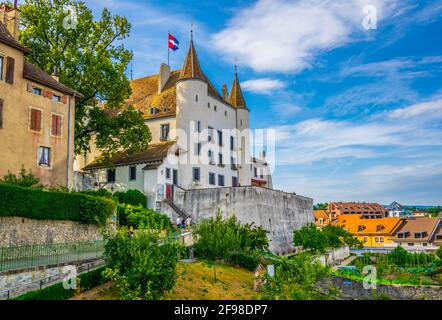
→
(0, 240, 105, 272)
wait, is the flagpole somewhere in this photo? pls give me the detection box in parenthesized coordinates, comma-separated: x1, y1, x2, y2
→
(167, 30, 170, 66)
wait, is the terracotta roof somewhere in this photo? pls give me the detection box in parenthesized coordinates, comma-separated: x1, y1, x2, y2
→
(314, 210, 329, 221)
(23, 61, 82, 97)
(432, 222, 442, 244)
(330, 202, 386, 215)
(229, 70, 246, 108)
(392, 217, 441, 242)
(334, 214, 403, 236)
(179, 39, 205, 81)
(83, 141, 175, 170)
(0, 20, 31, 54)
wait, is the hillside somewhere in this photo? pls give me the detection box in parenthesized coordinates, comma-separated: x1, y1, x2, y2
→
(71, 260, 257, 300)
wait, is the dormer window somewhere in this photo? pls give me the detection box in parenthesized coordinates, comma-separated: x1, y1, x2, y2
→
(414, 232, 427, 239)
(436, 234, 442, 240)
(358, 225, 365, 232)
(397, 232, 410, 239)
(150, 107, 159, 115)
(376, 225, 384, 232)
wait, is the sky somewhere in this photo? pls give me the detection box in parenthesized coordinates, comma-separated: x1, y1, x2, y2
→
(84, 0, 442, 205)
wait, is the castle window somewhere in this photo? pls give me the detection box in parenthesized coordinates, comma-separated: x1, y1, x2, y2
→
(214, 105, 217, 111)
(160, 124, 169, 141)
(166, 168, 171, 179)
(195, 120, 201, 133)
(254, 167, 257, 177)
(195, 94, 198, 102)
(209, 172, 216, 185)
(225, 111, 227, 117)
(218, 153, 223, 165)
(230, 136, 234, 151)
(232, 176, 238, 187)
(208, 126, 214, 142)
(129, 166, 137, 181)
(107, 169, 116, 183)
(218, 174, 225, 186)
(192, 167, 200, 182)
(208, 102, 210, 109)
(217, 130, 223, 146)
(195, 142, 201, 156)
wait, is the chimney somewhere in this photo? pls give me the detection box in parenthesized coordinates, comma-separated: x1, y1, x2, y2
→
(1, 2, 20, 41)
(222, 84, 229, 101)
(51, 65, 60, 82)
(158, 63, 170, 93)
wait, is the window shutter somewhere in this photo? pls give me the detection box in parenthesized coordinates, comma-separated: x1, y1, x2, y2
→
(5, 57, 15, 84)
(61, 96, 68, 104)
(30, 109, 36, 130)
(27, 83, 33, 92)
(0, 99, 3, 129)
(35, 110, 41, 131)
(51, 114, 56, 135)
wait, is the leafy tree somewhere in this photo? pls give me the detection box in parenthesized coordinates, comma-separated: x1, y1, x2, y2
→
(193, 211, 241, 282)
(0, 167, 41, 188)
(322, 225, 363, 248)
(104, 228, 181, 300)
(426, 206, 442, 217)
(238, 222, 269, 252)
(114, 189, 147, 207)
(293, 224, 329, 253)
(314, 203, 328, 210)
(436, 246, 442, 260)
(387, 246, 410, 267)
(123, 205, 172, 231)
(19, 0, 151, 160)
(260, 253, 329, 300)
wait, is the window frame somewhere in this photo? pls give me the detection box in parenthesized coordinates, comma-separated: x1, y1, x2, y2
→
(218, 174, 225, 186)
(29, 107, 43, 133)
(160, 123, 170, 141)
(50, 112, 63, 137)
(209, 172, 216, 185)
(192, 167, 200, 182)
(37, 146, 52, 169)
(107, 168, 116, 183)
(129, 165, 137, 181)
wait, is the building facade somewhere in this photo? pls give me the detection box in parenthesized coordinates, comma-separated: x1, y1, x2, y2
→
(328, 202, 386, 219)
(79, 36, 272, 207)
(0, 5, 80, 187)
(392, 217, 441, 251)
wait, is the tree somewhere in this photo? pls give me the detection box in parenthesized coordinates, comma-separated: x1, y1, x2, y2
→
(238, 222, 269, 252)
(260, 254, 329, 300)
(322, 225, 363, 248)
(104, 228, 181, 300)
(114, 189, 147, 207)
(314, 203, 328, 210)
(19, 0, 151, 160)
(293, 224, 329, 253)
(193, 211, 241, 282)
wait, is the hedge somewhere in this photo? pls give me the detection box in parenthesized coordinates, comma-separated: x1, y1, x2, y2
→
(228, 252, 260, 271)
(0, 184, 115, 225)
(13, 266, 106, 300)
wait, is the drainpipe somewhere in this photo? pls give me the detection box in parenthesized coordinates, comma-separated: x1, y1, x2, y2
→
(66, 96, 73, 189)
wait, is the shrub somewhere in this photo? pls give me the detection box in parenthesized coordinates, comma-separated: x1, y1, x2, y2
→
(0, 184, 115, 225)
(80, 189, 114, 199)
(228, 252, 260, 271)
(0, 167, 41, 188)
(437, 247, 442, 260)
(117, 204, 171, 230)
(13, 267, 106, 300)
(104, 229, 182, 300)
(114, 189, 146, 207)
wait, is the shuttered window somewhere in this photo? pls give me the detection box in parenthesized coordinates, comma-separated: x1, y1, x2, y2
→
(0, 56, 4, 80)
(51, 114, 62, 136)
(0, 99, 3, 129)
(5, 57, 14, 84)
(30, 109, 42, 132)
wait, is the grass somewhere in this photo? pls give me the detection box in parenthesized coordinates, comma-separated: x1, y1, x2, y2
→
(70, 260, 258, 300)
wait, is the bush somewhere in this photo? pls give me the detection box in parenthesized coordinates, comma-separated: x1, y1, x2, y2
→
(13, 267, 106, 300)
(114, 189, 146, 207)
(228, 252, 260, 271)
(0, 167, 41, 188)
(117, 204, 171, 230)
(0, 184, 115, 225)
(80, 189, 114, 199)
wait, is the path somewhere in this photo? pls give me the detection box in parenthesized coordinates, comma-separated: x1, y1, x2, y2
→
(331, 255, 357, 272)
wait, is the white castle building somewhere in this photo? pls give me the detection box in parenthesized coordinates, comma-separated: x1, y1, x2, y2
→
(76, 36, 273, 208)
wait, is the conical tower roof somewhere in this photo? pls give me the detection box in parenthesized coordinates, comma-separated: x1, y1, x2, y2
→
(229, 67, 246, 108)
(179, 38, 205, 81)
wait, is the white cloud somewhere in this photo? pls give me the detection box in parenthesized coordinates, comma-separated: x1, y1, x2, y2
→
(241, 78, 285, 94)
(389, 98, 442, 119)
(212, 0, 400, 73)
(271, 103, 302, 118)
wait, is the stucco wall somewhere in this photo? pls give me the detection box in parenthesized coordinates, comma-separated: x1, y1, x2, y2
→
(0, 217, 102, 247)
(0, 42, 75, 187)
(158, 186, 314, 254)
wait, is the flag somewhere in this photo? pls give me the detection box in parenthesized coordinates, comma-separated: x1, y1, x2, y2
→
(168, 33, 179, 51)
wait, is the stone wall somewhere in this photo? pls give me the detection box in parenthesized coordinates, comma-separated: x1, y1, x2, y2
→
(0, 217, 103, 247)
(158, 186, 314, 254)
(317, 276, 442, 300)
(316, 246, 350, 266)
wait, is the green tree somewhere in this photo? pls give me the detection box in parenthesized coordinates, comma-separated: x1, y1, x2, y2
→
(193, 211, 241, 282)
(314, 203, 328, 210)
(238, 222, 269, 252)
(260, 253, 329, 300)
(0, 167, 41, 188)
(322, 225, 363, 248)
(114, 189, 147, 207)
(293, 224, 329, 253)
(19, 0, 151, 160)
(104, 228, 181, 300)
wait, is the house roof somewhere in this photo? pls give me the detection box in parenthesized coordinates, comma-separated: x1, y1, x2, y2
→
(392, 217, 441, 242)
(334, 214, 403, 236)
(23, 61, 82, 97)
(82, 141, 176, 170)
(314, 210, 330, 221)
(330, 202, 386, 213)
(386, 201, 402, 210)
(0, 20, 31, 54)
(179, 39, 205, 82)
(432, 222, 442, 244)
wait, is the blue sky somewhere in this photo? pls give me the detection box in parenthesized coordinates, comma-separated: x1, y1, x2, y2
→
(85, 0, 442, 205)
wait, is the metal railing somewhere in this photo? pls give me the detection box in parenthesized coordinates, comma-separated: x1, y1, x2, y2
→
(0, 240, 105, 272)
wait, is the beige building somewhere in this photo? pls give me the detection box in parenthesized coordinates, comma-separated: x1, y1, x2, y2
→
(0, 5, 81, 187)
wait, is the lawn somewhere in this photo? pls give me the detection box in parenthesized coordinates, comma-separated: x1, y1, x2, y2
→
(70, 260, 258, 300)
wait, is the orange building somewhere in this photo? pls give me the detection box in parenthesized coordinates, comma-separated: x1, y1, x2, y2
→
(334, 214, 403, 247)
(313, 209, 334, 228)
